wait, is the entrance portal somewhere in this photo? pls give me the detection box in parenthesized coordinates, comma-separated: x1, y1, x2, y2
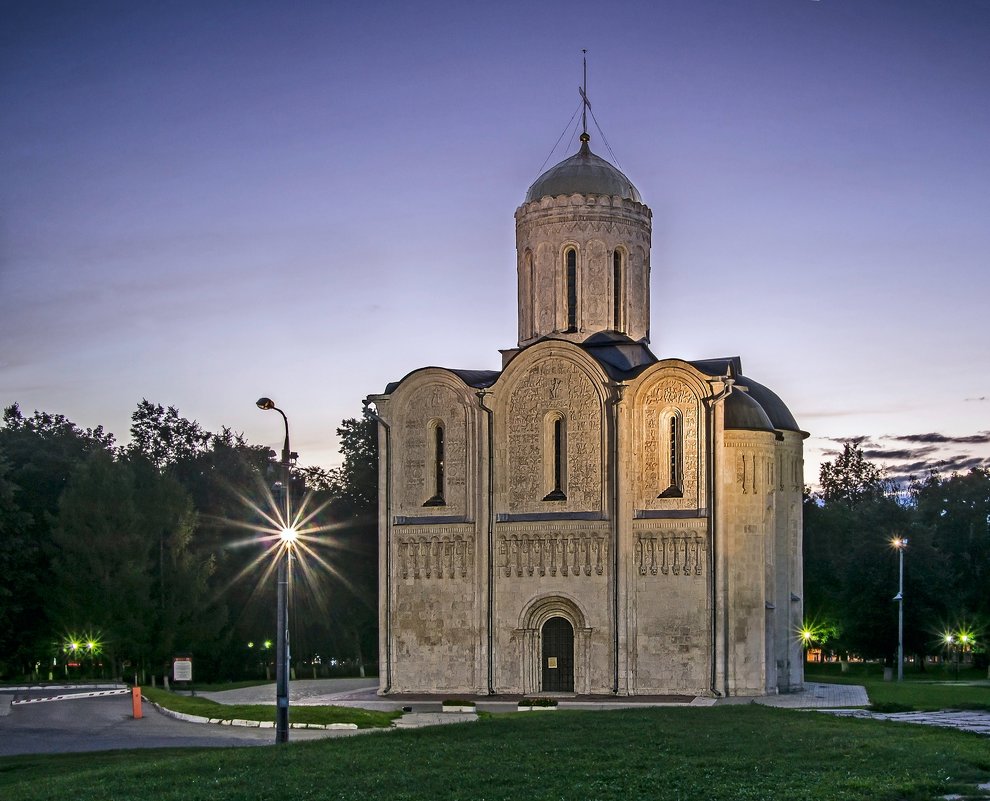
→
(541, 616, 574, 692)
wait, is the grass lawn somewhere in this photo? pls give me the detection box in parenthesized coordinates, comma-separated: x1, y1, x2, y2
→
(806, 663, 990, 711)
(1, 705, 988, 801)
(141, 687, 400, 729)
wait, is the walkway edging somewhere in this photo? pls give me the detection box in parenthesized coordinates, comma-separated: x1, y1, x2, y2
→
(143, 698, 358, 730)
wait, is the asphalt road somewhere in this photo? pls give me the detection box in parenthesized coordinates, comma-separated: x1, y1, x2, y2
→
(0, 689, 352, 756)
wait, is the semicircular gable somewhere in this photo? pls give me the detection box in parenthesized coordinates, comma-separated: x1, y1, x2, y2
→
(629, 363, 711, 512)
(495, 343, 608, 515)
(389, 370, 476, 518)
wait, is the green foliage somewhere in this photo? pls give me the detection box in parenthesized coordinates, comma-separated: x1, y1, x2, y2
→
(2, 707, 990, 800)
(51, 450, 153, 666)
(912, 466, 990, 626)
(818, 442, 895, 507)
(128, 400, 211, 470)
(806, 447, 990, 663)
(0, 404, 118, 675)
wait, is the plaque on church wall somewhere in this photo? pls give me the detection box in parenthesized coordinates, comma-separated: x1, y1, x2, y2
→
(547, 657, 558, 668)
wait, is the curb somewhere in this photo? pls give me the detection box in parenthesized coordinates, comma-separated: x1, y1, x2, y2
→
(144, 698, 358, 730)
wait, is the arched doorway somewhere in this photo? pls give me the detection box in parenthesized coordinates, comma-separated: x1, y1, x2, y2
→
(541, 616, 574, 692)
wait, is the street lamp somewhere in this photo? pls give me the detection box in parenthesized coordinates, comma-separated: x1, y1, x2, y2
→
(256, 397, 298, 744)
(891, 537, 908, 682)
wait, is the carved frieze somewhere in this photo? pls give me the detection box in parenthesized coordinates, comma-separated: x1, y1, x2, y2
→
(635, 532, 706, 577)
(397, 534, 473, 580)
(498, 533, 607, 578)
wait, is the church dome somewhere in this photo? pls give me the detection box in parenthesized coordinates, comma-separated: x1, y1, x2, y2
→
(524, 134, 642, 203)
(724, 390, 775, 433)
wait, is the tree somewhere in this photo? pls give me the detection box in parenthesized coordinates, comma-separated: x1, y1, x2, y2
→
(129, 457, 227, 674)
(51, 450, 153, 675)
(295, 411, 379, 673)
(0, 454, 33, 676)
(818, 442, 895, 507)
(804, 444, 916, 660)
(129, 400, 211, 470)
(0, 404, 116, 676)
(913, 468, 990, 628)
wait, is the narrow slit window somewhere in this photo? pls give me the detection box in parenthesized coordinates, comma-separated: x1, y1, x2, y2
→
(543, 416, 567, 501)
(566, 248, 577, 332)
(659, 413, 684, 498)
(424, 424, 446, 506)
(613, 250, 623, 331)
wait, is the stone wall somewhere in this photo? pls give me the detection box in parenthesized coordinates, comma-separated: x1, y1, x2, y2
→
(515, 194, 652, 346)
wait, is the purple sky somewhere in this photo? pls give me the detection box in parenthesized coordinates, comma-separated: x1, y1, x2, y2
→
(3, 0, 989, 486)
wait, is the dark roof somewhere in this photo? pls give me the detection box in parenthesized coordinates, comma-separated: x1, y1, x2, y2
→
(524, 137, 642, 204)
(723, 390, 775, 433)
(689, 357, 802, 433)
(381, 349, 800, 435)
(383, 367, 500, 395)
(580, 331, 658, 380)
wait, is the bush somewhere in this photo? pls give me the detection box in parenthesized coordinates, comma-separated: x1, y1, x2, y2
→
(518, 697, 558, 707)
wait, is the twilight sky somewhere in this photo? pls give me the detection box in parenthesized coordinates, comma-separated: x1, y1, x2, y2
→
(2, 0, 989, 487)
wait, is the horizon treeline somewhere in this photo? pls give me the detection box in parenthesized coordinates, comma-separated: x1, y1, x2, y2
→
(0, 400, 378, 682)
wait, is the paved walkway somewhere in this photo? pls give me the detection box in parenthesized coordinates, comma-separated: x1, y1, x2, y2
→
(751, 682, 869, 708)
(821, 708, 990, 736)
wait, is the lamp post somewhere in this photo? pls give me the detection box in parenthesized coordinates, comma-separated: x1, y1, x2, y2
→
(256, 397, 298, 744)
(891, 537, 908, 682)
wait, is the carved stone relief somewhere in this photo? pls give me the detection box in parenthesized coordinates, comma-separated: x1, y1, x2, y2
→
(585, 239, 608, 329)
(506, 358, 603, 511)
(398, 382, 469, 514)
(640, 378, 700, 507)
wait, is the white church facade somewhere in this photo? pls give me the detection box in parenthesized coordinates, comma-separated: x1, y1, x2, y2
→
(367, 129, 806, 698)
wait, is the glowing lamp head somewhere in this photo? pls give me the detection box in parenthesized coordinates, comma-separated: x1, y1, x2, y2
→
(891, 536, 908, 549)
(279, 526, 298, 544)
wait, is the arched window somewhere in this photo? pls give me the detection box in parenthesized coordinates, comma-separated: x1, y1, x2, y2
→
(543, 414, 567, 501)
(658, 411, 683, 498)
(424, 422, 446, 506)
(565, 248, 577, 332)
(612, 249, 623, 331)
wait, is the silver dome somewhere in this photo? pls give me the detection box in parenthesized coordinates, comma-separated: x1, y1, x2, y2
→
(524, 135, 642, 204)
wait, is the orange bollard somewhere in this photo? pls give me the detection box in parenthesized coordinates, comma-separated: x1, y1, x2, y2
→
(131, 686, 143, 719)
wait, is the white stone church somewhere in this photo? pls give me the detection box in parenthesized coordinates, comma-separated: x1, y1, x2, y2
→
(367, 127, 806, 698)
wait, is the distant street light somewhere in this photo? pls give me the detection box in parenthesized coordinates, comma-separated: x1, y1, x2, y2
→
(891, 537, 908, 682)
(256, 397, 298, 745)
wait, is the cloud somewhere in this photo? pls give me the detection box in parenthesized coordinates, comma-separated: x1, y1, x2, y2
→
(826, 435, 876, 446)
(862, 446, 937, 461)
(887, 455, 990, 483)
(890, 431, 990, 445)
